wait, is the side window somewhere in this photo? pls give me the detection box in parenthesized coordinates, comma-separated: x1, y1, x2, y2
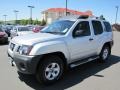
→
(103, 22, 112, 32)
(13, 28, 17, 32)
(73, 21, 91, 37)
(92, 21, 103, 35)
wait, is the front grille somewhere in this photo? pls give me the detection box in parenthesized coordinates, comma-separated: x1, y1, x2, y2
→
(10, 43, 15, 51)
(16, 46, 21, 52)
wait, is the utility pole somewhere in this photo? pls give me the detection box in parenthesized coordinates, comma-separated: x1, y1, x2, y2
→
(14, 10, 19, 25)
(28, 5, 34, 25)
(115, 6, 119, 24)
(66, 0, 68, 16)
(3, 15, 7, 25)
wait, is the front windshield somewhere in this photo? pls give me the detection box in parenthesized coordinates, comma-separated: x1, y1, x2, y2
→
(41, 20, 75, 34)
(18, 27, 30, 31)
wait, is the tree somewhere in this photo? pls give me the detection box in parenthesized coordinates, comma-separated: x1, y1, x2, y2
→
(41, 19, 46, 26)
(0, 21, 3, 24)
(20, 19, 28, 25)
(33, 19, 41, 25)
(37, 20, 41, 25)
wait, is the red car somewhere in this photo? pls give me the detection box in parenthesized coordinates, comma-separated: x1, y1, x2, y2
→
(0, 28, 8, 44)
(32, 26, 45, 33)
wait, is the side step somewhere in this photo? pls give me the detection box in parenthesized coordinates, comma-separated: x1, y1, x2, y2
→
(70, 56, 99, 68)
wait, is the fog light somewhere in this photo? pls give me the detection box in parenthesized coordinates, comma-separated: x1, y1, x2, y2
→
(19, 63, 26, 71)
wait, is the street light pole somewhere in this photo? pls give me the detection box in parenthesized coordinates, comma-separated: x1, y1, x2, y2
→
(66, 0, 68, 16)
(28, 5, 34, 25)
(3, 15, 7, 25)
(14, 10, 19, 25)
(115, 6, 119, 24)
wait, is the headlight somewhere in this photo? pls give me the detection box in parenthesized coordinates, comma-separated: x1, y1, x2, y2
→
(18, 45, 33, 55)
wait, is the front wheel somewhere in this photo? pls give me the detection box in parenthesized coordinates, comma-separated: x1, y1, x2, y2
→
(36, 55, 64, 84)
(99, 45, 111, 62)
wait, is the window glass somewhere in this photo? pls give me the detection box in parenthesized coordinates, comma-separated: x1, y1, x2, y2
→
(13, 27, 17, 31)
(41, 20, 75, 34)
(103, 22, 112, 32)
(92, 21, 103, 35)
(73, 21, 90, 37)
(18, 27, 30, 31)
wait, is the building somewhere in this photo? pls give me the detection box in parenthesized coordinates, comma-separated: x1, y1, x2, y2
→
(42, 8, 93, 24)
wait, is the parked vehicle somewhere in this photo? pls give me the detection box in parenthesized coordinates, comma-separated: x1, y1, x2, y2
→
(8, 15, 113, 84)
(10, 26, 33, 38)
(26, 25, 35, 31)
(0, 27, 8, 44)
(32, 26, 45, 33)
(2, 25, 13, 37)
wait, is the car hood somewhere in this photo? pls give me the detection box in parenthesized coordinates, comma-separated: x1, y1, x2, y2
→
(11, 32, 63, 45)
(17, 31, 33, 36)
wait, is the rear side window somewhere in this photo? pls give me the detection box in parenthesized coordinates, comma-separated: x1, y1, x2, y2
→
(103, 22, 112, 32)
(92, 21, 103, 35)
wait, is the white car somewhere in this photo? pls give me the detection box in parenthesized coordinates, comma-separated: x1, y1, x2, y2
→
(10, 26, 33, 38)
(8, 15, 113, 84)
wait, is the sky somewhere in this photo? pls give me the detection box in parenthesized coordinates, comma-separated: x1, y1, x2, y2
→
(0, 0, 120, 24)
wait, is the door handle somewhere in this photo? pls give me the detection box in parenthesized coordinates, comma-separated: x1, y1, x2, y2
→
(89, 38, 94, 41)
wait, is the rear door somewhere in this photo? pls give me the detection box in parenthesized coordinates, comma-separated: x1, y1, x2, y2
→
(103, 21, 113, 41)
(91, 20, 105, 54)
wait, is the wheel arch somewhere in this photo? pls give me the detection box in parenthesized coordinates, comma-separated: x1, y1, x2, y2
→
(103, 42, 112, 49)
(35, 51, 68, 74)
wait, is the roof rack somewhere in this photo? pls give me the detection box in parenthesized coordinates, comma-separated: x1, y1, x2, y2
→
(77, 15, 89, 19)
(59, 15, 90, 21)
(78, 15, 106, 20)
(59, 15, 105, 21)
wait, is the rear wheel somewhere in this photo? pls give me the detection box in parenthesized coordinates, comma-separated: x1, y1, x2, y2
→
(36, 55, 64, 84)
(99, 45, 111, 62)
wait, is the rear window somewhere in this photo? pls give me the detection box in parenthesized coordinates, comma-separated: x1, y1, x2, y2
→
(103, 22, 112, 32)
(18, 27, 30, 31)
(92, 21, 103, 35)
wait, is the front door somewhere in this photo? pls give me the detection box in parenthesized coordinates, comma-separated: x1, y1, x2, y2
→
(67, 21, 96, 62)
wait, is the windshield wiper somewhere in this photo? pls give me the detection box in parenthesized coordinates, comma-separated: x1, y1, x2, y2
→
(43, 31, 64, 35)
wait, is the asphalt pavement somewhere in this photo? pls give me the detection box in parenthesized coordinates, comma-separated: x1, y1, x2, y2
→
(0, 31, 120, 90)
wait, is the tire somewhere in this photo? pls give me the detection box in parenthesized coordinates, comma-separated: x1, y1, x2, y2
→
(5, 38, 9, 44)
(36, 55, 64, 85)
(99, 45, 111, 62)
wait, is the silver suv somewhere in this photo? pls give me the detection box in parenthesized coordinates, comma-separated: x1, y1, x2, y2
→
(8, 15, 113, 84)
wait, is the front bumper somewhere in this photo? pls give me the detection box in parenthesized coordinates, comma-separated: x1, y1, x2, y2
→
(110, 40, 114, 47)
(8, 52, 42, 74)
